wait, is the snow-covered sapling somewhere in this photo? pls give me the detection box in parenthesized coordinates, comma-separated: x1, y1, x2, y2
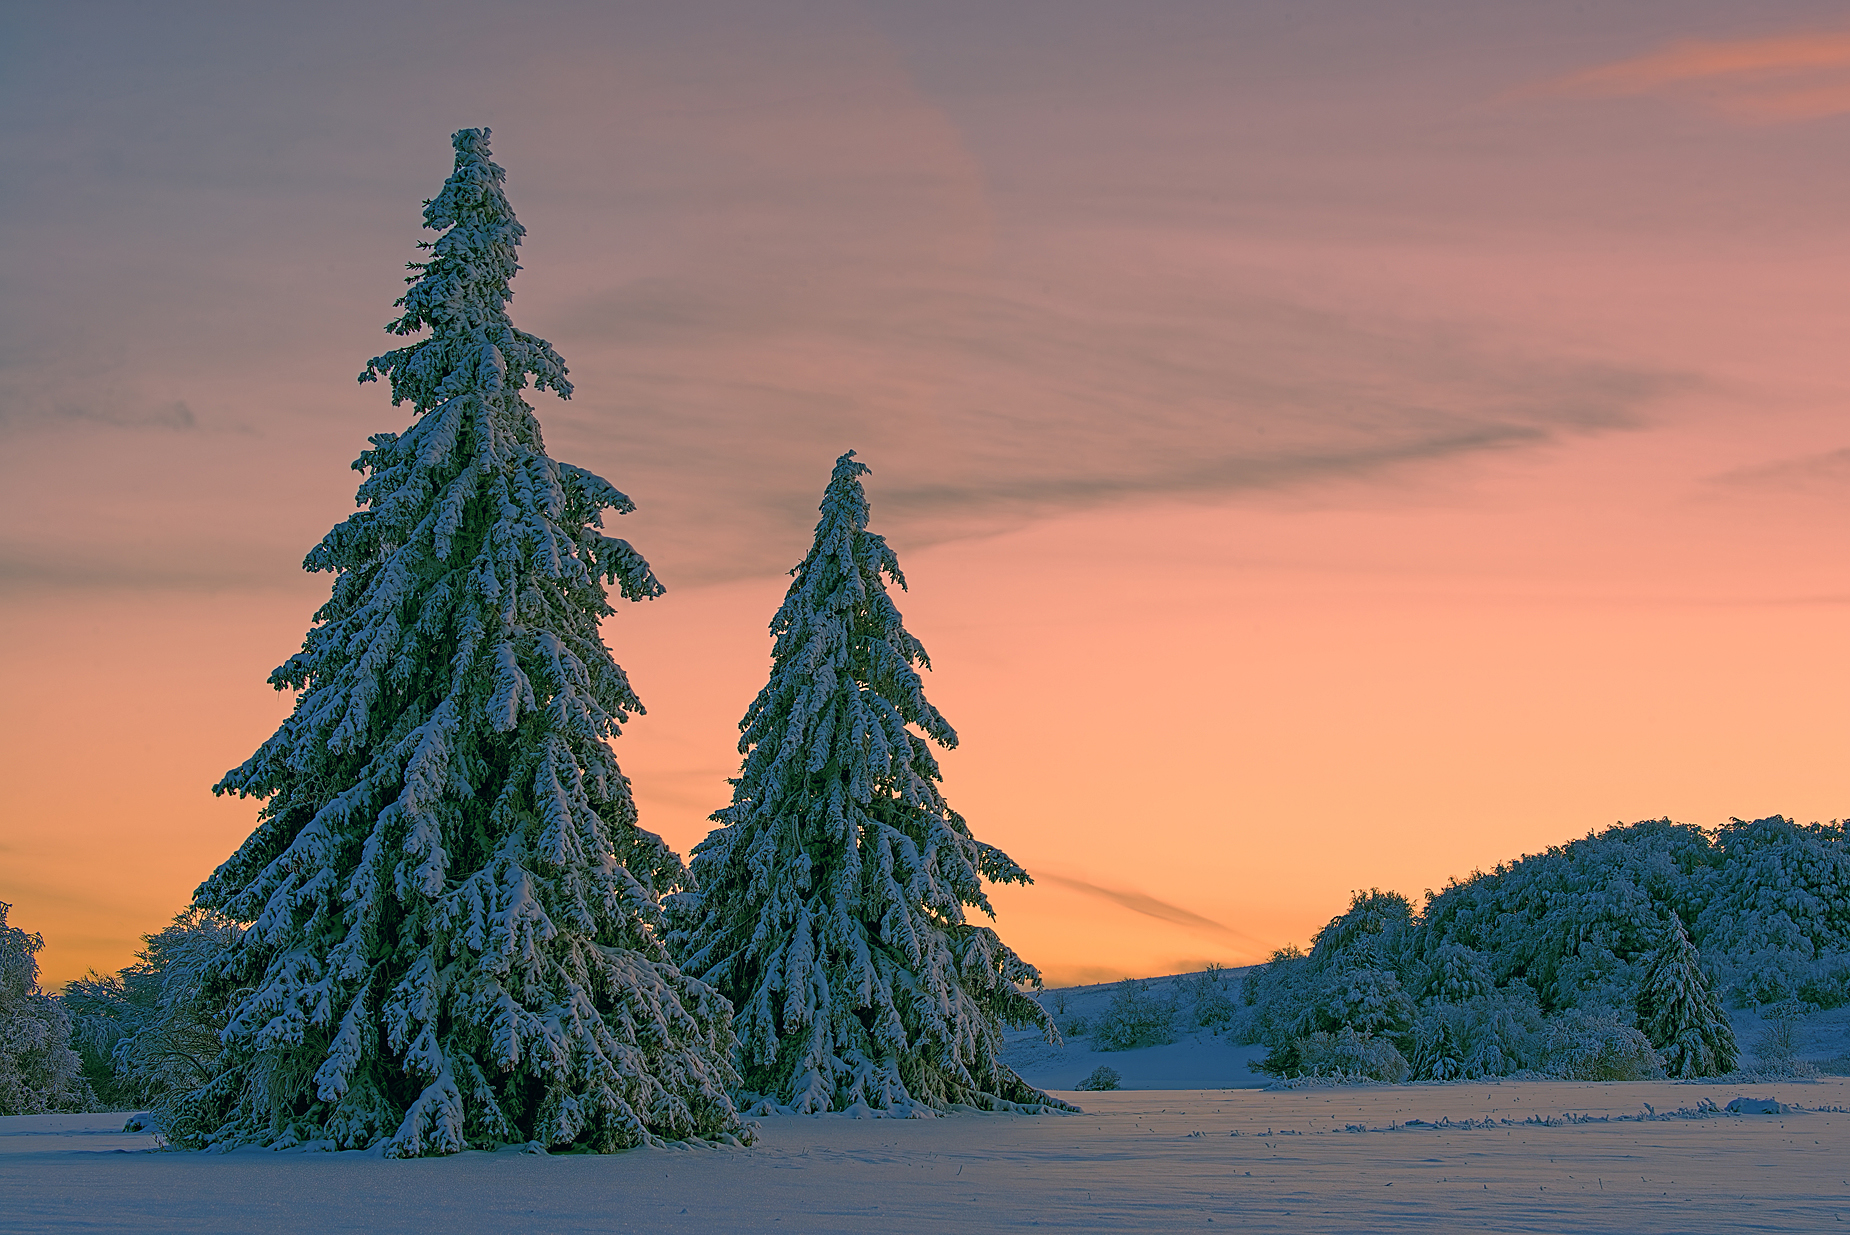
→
(1634, 912, 1737, 1078)
(671, 452, 1064, 1113)
(185, 129, 746, 1155)
(1749, 1001, 1803, 1076)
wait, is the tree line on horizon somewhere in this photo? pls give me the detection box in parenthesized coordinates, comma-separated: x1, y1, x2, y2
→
(1227, 815, 1850, 1084)
(1024, 817, 1848, 1085)
(3, 130, 1846, 1143)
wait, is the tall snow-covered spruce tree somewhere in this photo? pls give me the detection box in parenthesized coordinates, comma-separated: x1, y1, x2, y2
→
(185, 129, 746, 1155)
(671, 452, 1067, 1115)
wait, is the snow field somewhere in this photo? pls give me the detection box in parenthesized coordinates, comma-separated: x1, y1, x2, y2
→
(6, 1078, 1846, 1233)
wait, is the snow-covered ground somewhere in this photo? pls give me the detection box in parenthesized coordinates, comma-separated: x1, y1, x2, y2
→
(6, 1080, 1848, 1232)
(9, 972, 1847, 1232)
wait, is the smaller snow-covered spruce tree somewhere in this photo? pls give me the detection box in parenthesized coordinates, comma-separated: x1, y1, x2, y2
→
(1634, 912, 1737, 1078)
(672, 452, 1065, 1114)
(182, 129, 745, 1155)
(0, 902, 93, 1115)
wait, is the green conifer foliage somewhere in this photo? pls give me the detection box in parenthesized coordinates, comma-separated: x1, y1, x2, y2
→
(672, 453, 1065, 1113)
(185, 130, 745, 1155)
(1635, 912, 1737, 1078)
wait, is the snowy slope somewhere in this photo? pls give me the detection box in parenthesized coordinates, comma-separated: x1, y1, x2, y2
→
(1004, 969, 1270, 1090)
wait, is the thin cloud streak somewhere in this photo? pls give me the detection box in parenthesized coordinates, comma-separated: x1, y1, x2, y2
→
(1034, 872, 1268, 951)
(1705, 446, 1850, 491)
(1538, 26, 1850, 121)
(0, 550, 295, 594)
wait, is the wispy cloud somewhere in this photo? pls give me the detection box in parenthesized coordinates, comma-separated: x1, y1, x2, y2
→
(0, 393, 202, 433)
(55, 400, 199, 431)
(0, 546, 295, 594)
(1034, 872, 1266, 950)
(1705, 446, 1850, 490)
(554, 270, 1682, 587)
(1539, 28, 1850, 121)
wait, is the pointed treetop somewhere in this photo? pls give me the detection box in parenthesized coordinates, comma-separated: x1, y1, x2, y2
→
(803, 450, 885, 581)
(776, 449, 953, 749)
(360, 127, 570, 414)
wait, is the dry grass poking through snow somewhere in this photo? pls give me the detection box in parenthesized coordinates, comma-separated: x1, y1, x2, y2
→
(3, 1080, 1847, 1231)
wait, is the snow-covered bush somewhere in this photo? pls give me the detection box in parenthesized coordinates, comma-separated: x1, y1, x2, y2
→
(1092, 980, 1177, 1051)
(1419, 814, 1847, 1015)
(1798, 960, 1850, 1011)
(178, 130, 746, 1156)
(1456, 986, 1545, 1077)
(672, 453, 1062, 1114)
(1541, 1011, 1663, 1081)
(1633, 912, 1736, 1077)
(1296, 1027, 1410, 1083)
(1237, 945, 1310, 1049)
(1749, 1001, 1805, 1075)
(1409, 987, 1544, 1080)
(1309, 890, 1415, 971)
(1320, 966, 1415, 1042)
(58, 976, 135, 1107)
(1074, 1065, 1121, 1091)
(62, 909, 241, 1120)
(1419, 818, 1713, 1015)
(0, 902, 92, 1115)
(1190, 978, 1238, 1031)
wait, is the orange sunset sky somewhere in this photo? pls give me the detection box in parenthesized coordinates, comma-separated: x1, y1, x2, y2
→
(2, 1, 1847, 989)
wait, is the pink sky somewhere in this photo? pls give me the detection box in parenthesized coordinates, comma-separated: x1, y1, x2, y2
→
(2, 1, 1846, 987)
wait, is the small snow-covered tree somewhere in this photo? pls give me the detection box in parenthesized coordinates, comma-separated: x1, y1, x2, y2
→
(63, 908, 242, 1119)
(1411, 1008, 1465, 1081)
(1250, 892, 1417, 1078)
(1634, 911, 1737, 1078)
(671, 452, 1063, 1113)
(1092, 979, 1177, 1051)
(183, 129, 745, 1155)
(0, 902, 92, 1115)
